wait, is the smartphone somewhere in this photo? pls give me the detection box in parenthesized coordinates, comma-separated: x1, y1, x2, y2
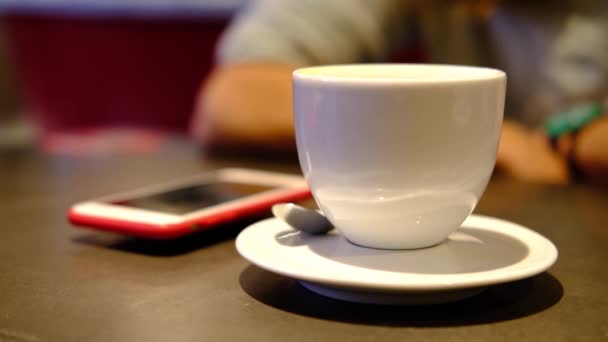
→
(68, 168, 310, 239)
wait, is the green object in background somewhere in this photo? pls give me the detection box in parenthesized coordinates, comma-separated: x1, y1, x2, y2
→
(545, 103, 603, 138)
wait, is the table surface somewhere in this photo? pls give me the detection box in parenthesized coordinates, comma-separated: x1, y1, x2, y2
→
(1, 138, 607, 342)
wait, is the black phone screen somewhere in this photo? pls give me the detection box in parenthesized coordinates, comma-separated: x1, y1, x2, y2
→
(112, 181, 277, 214)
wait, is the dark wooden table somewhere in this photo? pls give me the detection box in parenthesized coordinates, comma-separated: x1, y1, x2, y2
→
(1, 138, 607, 341)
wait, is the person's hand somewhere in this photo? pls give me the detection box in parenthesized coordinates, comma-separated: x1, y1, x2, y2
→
(496, 120, 570, 184)
(191, 63, 297, 149)
(571, 116, 608, 183)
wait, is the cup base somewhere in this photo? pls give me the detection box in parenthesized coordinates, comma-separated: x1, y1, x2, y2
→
(343, 235, 447, 250)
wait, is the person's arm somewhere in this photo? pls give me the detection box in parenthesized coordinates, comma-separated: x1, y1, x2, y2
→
(496, 11, 608, 184)
(546, 14, 608, 182)
(191, 0, 403, 148)
(573, 116, 608, 183)
(497, 119, 570, 184)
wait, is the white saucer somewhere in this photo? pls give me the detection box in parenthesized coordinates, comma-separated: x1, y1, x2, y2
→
(236, 215, 558, 305)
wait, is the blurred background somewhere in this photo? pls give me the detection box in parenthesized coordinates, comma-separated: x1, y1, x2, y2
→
(0, 0, 247, 151)
(0, 1, 605, 185)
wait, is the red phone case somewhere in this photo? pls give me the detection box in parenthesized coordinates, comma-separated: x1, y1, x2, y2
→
(68, 188, 311, 239)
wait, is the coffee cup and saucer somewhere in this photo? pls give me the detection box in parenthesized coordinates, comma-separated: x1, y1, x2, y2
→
(236, 64, 558, 305)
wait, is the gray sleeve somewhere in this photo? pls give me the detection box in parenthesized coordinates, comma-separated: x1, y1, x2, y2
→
(546, 14, 608, 101)
(216, 0, 405, 66)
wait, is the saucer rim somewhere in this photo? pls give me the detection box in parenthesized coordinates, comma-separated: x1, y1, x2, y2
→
(235, 214, 558, 292)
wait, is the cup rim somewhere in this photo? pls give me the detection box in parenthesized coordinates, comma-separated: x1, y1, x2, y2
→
(293, 63, 506, 84)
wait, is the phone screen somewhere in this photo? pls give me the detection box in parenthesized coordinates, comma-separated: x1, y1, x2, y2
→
(112, 181, 277, 214)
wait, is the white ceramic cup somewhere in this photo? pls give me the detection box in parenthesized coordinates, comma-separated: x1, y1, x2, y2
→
(292, 64, 506, 249)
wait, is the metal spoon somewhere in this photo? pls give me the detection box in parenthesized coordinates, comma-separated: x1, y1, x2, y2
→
(271, 203, 334, 234)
